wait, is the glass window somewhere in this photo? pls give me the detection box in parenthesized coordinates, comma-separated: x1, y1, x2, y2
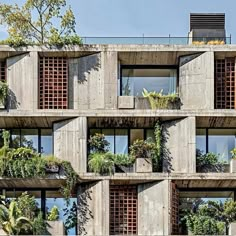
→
(46, 191, 77, 235)
(41, 129, 53, 155)
(11, 129, 21, 148)
(115, 129, 128, 154)
(121, 68, 177, 96)
(130, 129, 144, 145)
(102, 129, 115, 153)
(146, 129, 155, 142)
(21, 129, 38, 152)
(208, 129, 236, 163)
(196, 129, 207, 154)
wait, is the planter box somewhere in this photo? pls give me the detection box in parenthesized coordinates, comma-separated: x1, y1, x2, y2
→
(118, 96, 134, 109)
(229, 222, 236, 235)
(230, 159, 236, 173)
(45, 165, 60, 173)
(134, 97, 181, 109)
(0, 100, 5, 109)
(135, 157, 152, 173)
(115, 164, 134, 173)
(47, 220, 65, 235)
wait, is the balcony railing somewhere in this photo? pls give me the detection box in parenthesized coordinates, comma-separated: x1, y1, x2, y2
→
(80, 36, 232, 45)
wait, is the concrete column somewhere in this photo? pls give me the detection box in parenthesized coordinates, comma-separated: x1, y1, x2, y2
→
(53, 117, 87, 173)
(179, 51, 214, 110)
(77, 180, 109, 236)
(164, 117, 196, 173)
(7, 52, 38, 110)
(138, 180, 170, 235)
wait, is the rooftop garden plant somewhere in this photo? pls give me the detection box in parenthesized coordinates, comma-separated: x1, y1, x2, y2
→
(142, 88, 180, 109)
(0, 0, 82, 47)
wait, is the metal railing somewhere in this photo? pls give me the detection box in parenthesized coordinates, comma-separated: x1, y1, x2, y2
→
(80, 36, 231, 45)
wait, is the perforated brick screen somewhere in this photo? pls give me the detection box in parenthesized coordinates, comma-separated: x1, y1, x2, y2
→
(0, 61, 6, 82)
(110, 185, 137, 235)
(171, 183, 179, 235)
(215, 58, 235, 109)
(39, 57, 68, 109)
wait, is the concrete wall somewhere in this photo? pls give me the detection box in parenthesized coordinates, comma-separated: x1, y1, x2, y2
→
(77, 180, 109, 236)
(7, 52, 38, 110)
(53, 117, 87, 173)
(138, 180, 170, 235)
(179, 51, 214, 110)
(69, 51, 118, 110)
(164, 117, 196, 173)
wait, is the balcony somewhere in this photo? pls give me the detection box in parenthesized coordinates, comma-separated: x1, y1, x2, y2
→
(80, 36, 232, 45)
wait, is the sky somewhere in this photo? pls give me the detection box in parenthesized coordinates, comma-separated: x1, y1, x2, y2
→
(0, 0, 236, 43)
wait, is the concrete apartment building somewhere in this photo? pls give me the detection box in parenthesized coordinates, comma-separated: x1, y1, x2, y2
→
(0, 13, 236, 235)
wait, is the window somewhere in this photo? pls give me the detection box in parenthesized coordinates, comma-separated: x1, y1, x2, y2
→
(39, 57, 68, 109)
(0, 61, 6, 82)
(121, 66, 177, 96)
(196, 128, 236, 163)
(0, 129, 53, 155)
(89, 128, 154, 155)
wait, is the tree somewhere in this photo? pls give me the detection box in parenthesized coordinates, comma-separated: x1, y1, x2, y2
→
(0, 200, 32, 235)
(0, 0, 82, 47)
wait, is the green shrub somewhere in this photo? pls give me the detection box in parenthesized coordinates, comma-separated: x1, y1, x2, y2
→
(88, 133, 110, 153)
(47, 205, 60, 221)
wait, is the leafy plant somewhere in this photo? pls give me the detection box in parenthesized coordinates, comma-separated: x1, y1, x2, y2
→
(142, 88, 179, 109)
(88, 152, 114, 175)
(32, 212, 48, 235)
(64, 201, 77, 233)
(196, 151, 225, 172)
(47, 206, 60, 221)
(0, 200, 32, 235)
(0, 0, 82, 47)
(112, 154, 134, 167)
(0, 81, 8, 105)
(230, 148, 236, 159)
(88, 133, 110, 153)
(129, 139, 156, 159)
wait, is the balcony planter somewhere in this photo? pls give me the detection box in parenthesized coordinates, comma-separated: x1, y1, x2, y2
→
(45, 164, 60, 173)
(135, 157, 152, 173)
(230, 159, 236, 173)
(115, 164, 134, 173)
(47, 220, 65, 235)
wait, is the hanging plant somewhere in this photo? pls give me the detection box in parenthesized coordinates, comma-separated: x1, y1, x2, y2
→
(0, 81, 8, 105)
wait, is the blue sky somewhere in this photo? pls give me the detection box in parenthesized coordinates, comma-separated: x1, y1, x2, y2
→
(0, 0, 236, 42)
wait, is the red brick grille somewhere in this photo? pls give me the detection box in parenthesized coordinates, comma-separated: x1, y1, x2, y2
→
(171, 183, 179, 235)
(110, 185, 137, 235)
(215, 58, 235, 109)
(0, 61, 6, 82)
(39, 57, 68, 109)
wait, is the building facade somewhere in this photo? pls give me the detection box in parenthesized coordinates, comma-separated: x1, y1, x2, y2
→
(0, 14, 236, 236)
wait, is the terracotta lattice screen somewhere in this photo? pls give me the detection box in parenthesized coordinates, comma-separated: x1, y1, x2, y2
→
(171, 183, 179, 235)
(110, 185, 137, 235)
(0, 61, 6, 82)
(39, 57, 68, 109)
(215, 58, 235, 109)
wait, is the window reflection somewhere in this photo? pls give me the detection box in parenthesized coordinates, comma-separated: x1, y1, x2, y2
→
(21, 129, 38, 152)
(122, 68, 177, 96)
(41, 129, 53, 155)
(11, 129, 21, 148)
(196, 129, 207, 154)
(115, 129, 128, 154)
(46, 191, 77, 235)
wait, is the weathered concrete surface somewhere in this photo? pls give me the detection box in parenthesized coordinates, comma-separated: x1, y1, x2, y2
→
(179, 52, 214, 110)
(47, 220, 65, 235)
(77, 180, 109, 236)
(118, 96, 134, 109)
(72, 52, 118, 110)
(138, 180, 170, 235)
(135, 158, 153, 173)
(53, 117, 87, 173)
(164, 117, 196, 173)
(7, 52, 38, 110)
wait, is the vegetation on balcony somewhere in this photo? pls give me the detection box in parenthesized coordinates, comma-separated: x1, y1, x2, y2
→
(88, 120, 164, 174)
(0, 130, 78, 201)
(88, 133, 134, 175)
(196, 150, 225, 172)
(192, 40, 225, 45)
(142, 88, 180, 109)
(0, 0, 82, 47)
(47, 206, 59, 221)
(0, 81, 8, 106)
(0, 192, 48, 235)
(180, 198, 236, 235)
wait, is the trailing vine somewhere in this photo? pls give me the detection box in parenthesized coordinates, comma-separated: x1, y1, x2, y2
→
(154, 119, 163, 172)
(0, 81, 8, 105)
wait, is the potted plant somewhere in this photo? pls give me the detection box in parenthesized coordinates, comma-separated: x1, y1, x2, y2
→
(0, 81, 8, 109)
(130, 139, 156, 173)
(230, 148, 236, 173)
